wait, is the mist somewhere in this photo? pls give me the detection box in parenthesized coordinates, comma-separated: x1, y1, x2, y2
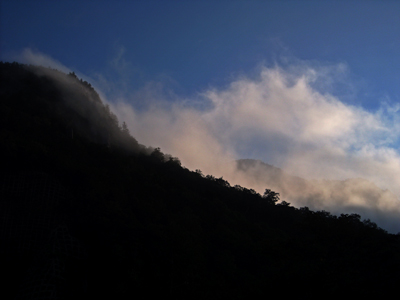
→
(18, 49, 400, 232)
(108, 63, 400, 232)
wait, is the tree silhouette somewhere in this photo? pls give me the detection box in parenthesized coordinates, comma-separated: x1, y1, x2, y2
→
(263, 188, 280, 203)
(122, 121, 130, 135)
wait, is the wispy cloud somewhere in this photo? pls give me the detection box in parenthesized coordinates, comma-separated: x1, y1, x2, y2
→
(110, 45, 130, 76)
(13, 48, 71, 74)
(95, 43, 148, 97)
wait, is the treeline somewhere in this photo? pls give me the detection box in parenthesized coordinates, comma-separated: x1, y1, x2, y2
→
(1, 62, 400, 298)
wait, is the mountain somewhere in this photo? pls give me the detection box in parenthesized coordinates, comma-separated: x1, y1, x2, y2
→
(235, 159, 400, 233)
(1, 62, 400, 298)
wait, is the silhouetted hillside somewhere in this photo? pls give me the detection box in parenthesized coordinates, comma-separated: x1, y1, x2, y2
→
(1, 62, 400, 299)
(236, 159, 400, 233)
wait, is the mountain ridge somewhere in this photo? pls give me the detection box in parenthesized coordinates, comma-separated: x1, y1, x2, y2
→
(234, 158, 400, 233)
(1, 62, 400, 298)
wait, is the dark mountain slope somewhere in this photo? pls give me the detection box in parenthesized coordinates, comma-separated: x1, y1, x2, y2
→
(1, 62, 400, 299)
(236, 159, 400, 233)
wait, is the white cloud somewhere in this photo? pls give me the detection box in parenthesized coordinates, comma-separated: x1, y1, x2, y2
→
(113, 63, 400, 186)
(109, 62, 400, 231)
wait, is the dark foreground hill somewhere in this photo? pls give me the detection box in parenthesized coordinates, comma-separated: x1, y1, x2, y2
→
(1, 62, 400, 299)
(235, 159, 400, 233)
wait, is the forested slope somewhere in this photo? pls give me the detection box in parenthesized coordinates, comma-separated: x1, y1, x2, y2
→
(1, 62, 400, 299)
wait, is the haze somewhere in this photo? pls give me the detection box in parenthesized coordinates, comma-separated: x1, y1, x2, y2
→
(2, 1, 400, 232)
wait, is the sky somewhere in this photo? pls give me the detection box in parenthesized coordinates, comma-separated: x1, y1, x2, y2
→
(2, 0, 400, 230)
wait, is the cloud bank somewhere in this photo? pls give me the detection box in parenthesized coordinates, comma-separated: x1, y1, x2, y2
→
(14, 49, 400, 232)
(112, 64, 400, 187)
(109, 62, 400, 232)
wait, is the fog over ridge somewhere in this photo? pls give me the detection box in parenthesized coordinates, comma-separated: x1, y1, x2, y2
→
(109, 62, 400, 232)
(112, 64, 400, 184)
(18, 49, 400, 232)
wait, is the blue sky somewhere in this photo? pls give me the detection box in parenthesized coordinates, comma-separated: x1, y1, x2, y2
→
(2, 1, 400, 230)
(2, 0, 399, 105)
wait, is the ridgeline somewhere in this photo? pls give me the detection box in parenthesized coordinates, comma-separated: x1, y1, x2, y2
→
(1, 62, 400, 298)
